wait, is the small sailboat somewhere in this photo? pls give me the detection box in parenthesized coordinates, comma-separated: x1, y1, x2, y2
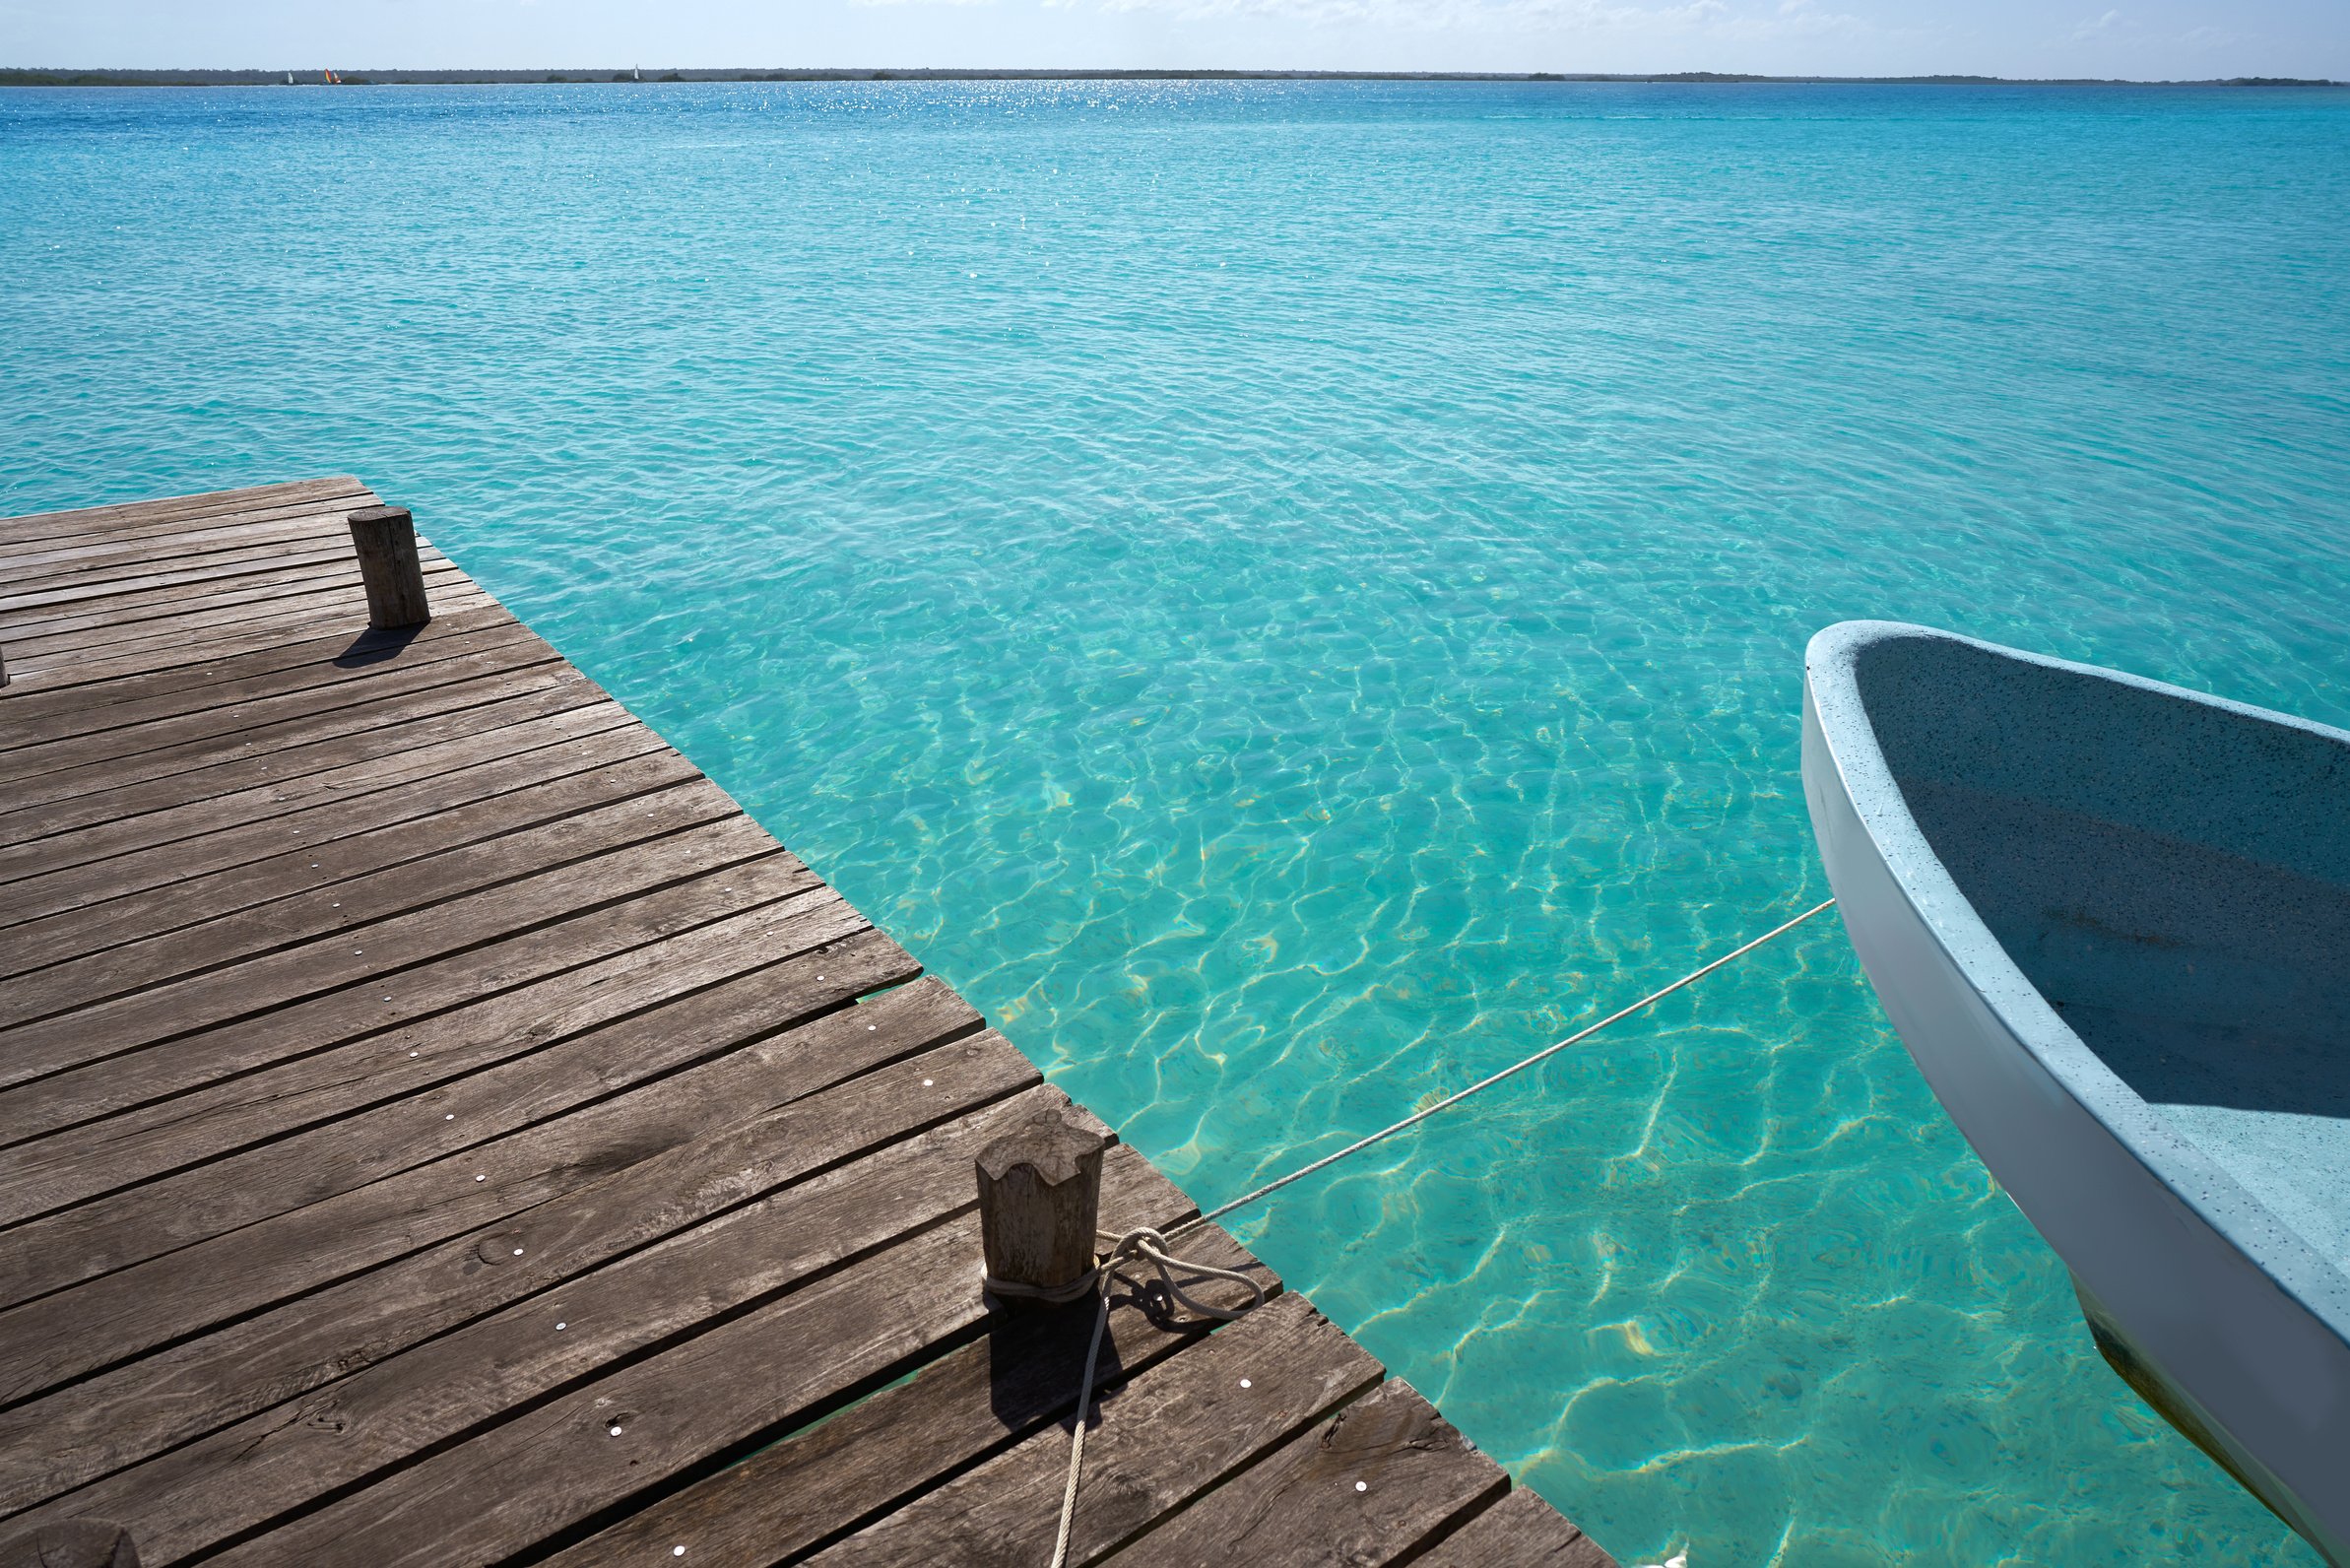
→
(1802, 621, 2349, 1565)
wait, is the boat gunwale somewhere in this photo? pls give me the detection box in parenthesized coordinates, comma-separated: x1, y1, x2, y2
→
(1803, 617, 2350, 1340)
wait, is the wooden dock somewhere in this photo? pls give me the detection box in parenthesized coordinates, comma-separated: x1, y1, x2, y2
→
(0, 479, 1613, 1568)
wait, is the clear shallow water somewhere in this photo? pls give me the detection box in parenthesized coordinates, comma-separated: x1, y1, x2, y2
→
(6, 80, 2347, 1566)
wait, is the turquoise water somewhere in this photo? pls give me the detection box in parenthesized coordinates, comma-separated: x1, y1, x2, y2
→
(6, 80, 2348, 1565)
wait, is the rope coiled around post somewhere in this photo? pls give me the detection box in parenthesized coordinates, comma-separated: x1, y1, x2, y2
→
(987, 1228, 1266, 1568)
(1016, 896, 1835, 1566)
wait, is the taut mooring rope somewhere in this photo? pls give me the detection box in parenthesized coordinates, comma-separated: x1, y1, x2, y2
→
(1033, 895, 1837, 1567)
(1177, 896, 1838, 1240)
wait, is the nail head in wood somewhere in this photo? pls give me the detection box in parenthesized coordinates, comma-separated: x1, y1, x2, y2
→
(346, 504, 431, 630)
(976, 1105, 1106, 1300)
(0, 1520, 141, 1568)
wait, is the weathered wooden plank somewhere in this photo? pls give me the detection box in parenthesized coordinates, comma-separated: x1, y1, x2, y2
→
(0, 852, 813, 1161)
(0, 564, 483, 677)
(0, 606, 528, 748)
(0, 799, 756, 1080)
(0, 604, 515, 729)
(197, 1143, 1201, 1568)
(0, 537, 396, 617)
(0, 594, 467, 695)
(1410, 1486, 1622, 1568)
(0, 767, 726, 1027)
(0, 1518, 141, 1567)
(4, 545, 359, 617)
(544, 1213, 1279, 1568)
(0, 597, 501, 700)
(0, 631, 555, 787)
(0, 562, 472, 676)
(0, 810, 774, 1090)
(0, 486, 365, 554)
(3, 547, 461, 650)
(0, 886, 882, 1317)
(0, 721, 667, 960)
(0, 634, 563, 822)
(1, 590, 349, 673)
(19, 1084, 1075, 1559)
(0, 479, 369, 546)
(1092, 1379, 1509, 1568)
(0, 621, 539, 768)
(0, 554, 459, 647)
(6, 523, 437, 603)
(0, 503, 387, 588)
(0, 640, 566, 816)
(0, 879, 864, 1245)
(0, 507, 354, 577)
(0, 916, 916, 1271)
(0, 476, 365, 528)
(4, 611, 382, 695)
(0, 677, 618, 889)
(0, 537, 357, 609)
(0, 1022, 1029, 1513)
(0, 584, 491, 685)
(4, 799, 753, 1071)
(806, 1291, 1377, 1568)
(0, 504, 401, 587)
(0, 575, 364, 660)
(0, 634, 549, 818)
(0, 1008, 1017, 1416)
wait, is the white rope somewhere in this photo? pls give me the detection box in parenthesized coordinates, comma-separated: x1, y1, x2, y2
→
(1026, 896, 1835, 1566)
(987, 1229, 1265, 1568)
(1178, 897, 1837, 1239)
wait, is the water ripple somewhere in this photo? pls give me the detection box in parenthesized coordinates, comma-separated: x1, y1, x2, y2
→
(5, 79, 2344, 1566)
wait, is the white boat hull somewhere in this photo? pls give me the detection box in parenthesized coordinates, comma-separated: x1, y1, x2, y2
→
(1803, 622, 2350, 1565)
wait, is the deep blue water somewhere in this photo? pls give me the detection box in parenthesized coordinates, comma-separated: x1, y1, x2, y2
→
(5, 80, 2346, 1565)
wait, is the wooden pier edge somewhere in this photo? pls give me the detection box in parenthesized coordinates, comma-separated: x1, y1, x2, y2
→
(0, 480, 1616, 1568)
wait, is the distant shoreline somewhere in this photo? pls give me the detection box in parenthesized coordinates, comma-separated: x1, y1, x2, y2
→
(1, 67, 2341, 89)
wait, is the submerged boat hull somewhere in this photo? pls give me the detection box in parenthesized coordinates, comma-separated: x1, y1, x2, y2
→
(1802, 621, 2349, 1565)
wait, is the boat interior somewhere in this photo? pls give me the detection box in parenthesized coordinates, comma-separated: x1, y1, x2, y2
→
(1852, 631, 2350, 1273)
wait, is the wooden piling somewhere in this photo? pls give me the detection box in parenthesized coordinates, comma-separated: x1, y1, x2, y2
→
(976, 1104, 1107, 1300)
(346, 504, 431, 630)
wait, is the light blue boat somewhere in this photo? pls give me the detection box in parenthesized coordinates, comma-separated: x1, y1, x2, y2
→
(1802, 621, 2350, 1565)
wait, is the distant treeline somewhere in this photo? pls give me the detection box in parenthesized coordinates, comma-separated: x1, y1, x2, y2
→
(0, 67, 2339, 89)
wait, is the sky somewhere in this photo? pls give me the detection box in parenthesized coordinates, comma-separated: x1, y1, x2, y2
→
(0, 0, 2344, 81)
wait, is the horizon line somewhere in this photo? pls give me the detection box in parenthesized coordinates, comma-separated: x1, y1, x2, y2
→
(2, 67, 2343, 89)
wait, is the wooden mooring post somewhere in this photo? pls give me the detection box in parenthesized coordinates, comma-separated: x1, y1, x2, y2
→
(345, 504, 430, 630)
(976, 1105, 1106, 1303)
